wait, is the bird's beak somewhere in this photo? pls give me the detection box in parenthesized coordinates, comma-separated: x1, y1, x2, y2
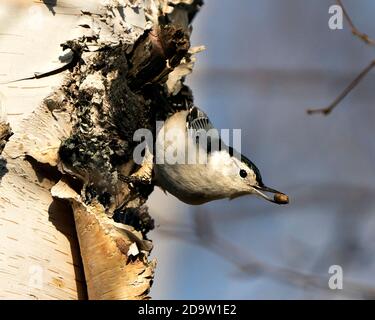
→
(252, 185, 289, 205)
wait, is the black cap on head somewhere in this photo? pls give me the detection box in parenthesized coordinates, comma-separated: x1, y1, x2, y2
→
(240, 154, 264, 186)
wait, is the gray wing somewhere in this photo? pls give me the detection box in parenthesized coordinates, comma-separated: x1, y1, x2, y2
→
(187, 106, 214, 131)
(187, 106, 224, 153)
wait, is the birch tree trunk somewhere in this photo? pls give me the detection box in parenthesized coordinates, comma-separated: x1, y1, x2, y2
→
(0, 0, 202, 300)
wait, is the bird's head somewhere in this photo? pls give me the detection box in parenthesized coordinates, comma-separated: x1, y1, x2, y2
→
(212, 151, 289, 205)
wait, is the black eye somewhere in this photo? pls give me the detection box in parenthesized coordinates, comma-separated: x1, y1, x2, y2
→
(239, 169, 247, 178)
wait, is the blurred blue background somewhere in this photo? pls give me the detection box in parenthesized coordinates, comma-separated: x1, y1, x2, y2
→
(148, 0, 375, 299)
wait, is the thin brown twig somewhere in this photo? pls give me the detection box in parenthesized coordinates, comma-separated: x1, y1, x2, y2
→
(337, 0, 375, 45)
(307, 1, 375, 116)
(307, 60, 375, 115)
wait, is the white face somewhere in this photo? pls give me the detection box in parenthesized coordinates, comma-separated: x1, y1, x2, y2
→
(208, 151, 259, 197)
(231, 156, 259, 193)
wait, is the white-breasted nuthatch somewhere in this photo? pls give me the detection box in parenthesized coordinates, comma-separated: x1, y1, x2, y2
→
(153, 106, 289, 205)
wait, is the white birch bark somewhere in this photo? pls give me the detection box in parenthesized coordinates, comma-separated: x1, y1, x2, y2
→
(0, 0, 202, 299)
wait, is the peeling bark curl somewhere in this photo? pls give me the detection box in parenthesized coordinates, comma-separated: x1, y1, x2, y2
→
(0, 0, 202, 299)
